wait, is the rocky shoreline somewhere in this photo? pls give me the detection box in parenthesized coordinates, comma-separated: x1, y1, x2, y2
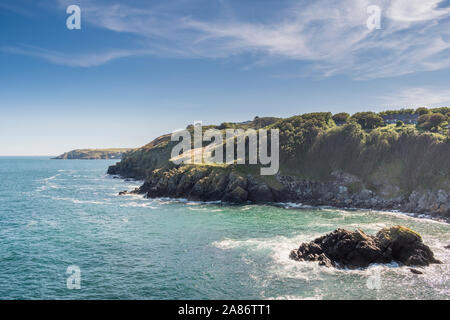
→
(110, 165, 450, 221)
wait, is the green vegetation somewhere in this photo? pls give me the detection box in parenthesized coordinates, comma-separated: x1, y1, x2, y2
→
(417, 113, 448, 132)
(379, 108, 415, 116)
(430, 107, 450, 115)
(332, 112, 350, 124)
(301, 122, 448, 192)
(379, 106, 449, 117)
(350, 112, 384, 130)
(271, 112, 335, 158)
(376, 225, 422, 241)
(415, 107, 430, 115)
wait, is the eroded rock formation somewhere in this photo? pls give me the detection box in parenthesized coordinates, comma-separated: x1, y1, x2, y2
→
(289, 226, 442, 269)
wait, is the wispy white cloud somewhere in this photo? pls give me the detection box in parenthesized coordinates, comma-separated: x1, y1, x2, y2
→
(383, 87, 450, 107)
(2, 46, 150, 67)
(387, 0, 450, 22)
(0, 2, 35, 16)
(6, 0, 450, 78)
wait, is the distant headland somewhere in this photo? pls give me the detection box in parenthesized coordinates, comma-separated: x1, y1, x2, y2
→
(53, 148, 134, 160)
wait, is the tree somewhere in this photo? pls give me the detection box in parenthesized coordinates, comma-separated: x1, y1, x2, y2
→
(429, 114, 446, 127)
(415, 107, 430, 115)
(430, 107, 450, 115)
(350, 112, 384, 130)
(417, 113, 447, 131)
(332, 112, 350, 124)
(396, 120, 404, 127)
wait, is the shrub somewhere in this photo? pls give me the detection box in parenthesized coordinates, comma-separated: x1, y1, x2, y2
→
(430, 107, 450, 115)
(350, 112, 385, 130)
(418, 113, 447, 132)
(380, 108, 414, 116)
(332, 112, 350, 124)
(415, 107, 430, 115)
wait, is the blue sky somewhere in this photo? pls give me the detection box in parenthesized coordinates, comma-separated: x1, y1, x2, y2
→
(1, 0, 450, 155)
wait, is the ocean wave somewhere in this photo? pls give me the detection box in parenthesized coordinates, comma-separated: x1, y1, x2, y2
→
(212, 230, 450, 288)
(119, 202, 157, 208)
(51, 196, 110, 205)
(212, 233, 331, 280)
(25, 220, 38, 228)
(268, 201, 449, 224)
(272, 202, 303, 209)
(36, 173, 65, 192)
(268, 294, 323, 300)
(41, 173, 61, 182)
(152, 197, 222, 206)
(36, 183, 61, 192)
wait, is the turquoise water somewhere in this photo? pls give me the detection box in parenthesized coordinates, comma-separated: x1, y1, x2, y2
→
(0, 157, 448, 299)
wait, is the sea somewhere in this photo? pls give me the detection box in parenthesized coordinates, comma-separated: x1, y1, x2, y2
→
(0, 157, 448, 299)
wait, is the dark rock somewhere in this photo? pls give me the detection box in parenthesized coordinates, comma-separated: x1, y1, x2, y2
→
(118, 188, 139, 196)
(290, 226, 441, 269)
(376, 226, 441, 266)
(247, 175, 274, 202)
(409, 268, 423, 274)
(222, 186, 248, 203)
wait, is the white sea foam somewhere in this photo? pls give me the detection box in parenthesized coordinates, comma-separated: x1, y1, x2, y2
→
(51, 196, 109, 205)
(268, 294, 323, 300)
(213, 233, 333, 281)
(119, 202, 157, 208)
(43, 174, 59, 181)
(36, 184, 60, 192)
(25, 220, 38, 228)
(187, 207, 208, 211)
(45, 220, 58, 227)
(274, 202, 303, 209)
(213, 226, 450, 291)
(152, 197, 222, 206)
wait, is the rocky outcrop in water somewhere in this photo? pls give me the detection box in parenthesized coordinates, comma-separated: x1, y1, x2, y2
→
(289, 226, 442, 269)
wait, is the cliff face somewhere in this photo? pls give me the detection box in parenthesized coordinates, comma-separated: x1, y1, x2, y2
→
(108, 113, 450, 220)
(53, 148, 134, 160)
